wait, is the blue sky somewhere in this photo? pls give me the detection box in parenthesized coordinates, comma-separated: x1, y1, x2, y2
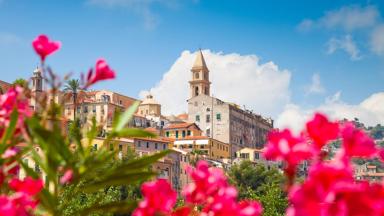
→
(0, 0, 383, 128)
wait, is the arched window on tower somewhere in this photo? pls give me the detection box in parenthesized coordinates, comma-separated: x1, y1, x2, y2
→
(195, 86, 199, 96)
(195, 72, 199, 79)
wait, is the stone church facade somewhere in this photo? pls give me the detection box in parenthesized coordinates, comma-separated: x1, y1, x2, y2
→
(187, 50, 273, 158)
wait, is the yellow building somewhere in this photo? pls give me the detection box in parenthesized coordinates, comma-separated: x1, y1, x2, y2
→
(164, 122, 202, 140)
(173, 136, 230, 160)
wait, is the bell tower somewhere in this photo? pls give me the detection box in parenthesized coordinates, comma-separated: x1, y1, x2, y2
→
(31, 67, 43, 92)
(189, 49, 211, 98)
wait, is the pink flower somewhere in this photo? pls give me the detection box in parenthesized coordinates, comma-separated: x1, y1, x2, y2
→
(341, 123, 377, 158)
(264, 129, 313, 177)
(9, 177, 43, 196)
(132, 179, 177, 216)
(0, 87, 31, 137)
(60, 169, 73, 185)
(288, 162, 354, 216)
(238, 200, 263, 216)
(306, 113, 339, 150)
(182, 160, 228, 204)
(85, 59, 116, 88)
(2, 148, 19, 159)
(32, 34, 61, 62)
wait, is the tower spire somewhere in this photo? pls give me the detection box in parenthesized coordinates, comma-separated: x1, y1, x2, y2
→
(189, 49, 211, 98)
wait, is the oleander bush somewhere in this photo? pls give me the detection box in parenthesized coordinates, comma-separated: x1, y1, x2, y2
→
(0, 34, 383, 216)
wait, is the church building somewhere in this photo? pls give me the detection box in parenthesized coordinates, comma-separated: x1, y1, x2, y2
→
(187, 50, 273, 158)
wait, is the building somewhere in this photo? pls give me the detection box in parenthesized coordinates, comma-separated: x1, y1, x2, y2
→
(173, 136, 230, 160)
(164, 122, 202, 139)
(187, 50, 273, 158)
(138, 94, 161, 117)
(63, 90, 138, 130)
(0, 80, 11, 94)
(355, 164, 384, 182)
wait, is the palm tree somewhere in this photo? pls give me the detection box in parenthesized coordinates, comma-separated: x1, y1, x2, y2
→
(63, 79, 81, 120)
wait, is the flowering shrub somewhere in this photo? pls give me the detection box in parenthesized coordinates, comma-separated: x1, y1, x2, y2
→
(133, 161, 263, 216)
(264, 113, 384, 216)
(1, 34, 381, 216)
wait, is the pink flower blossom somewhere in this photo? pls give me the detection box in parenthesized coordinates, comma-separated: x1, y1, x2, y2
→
(132, 179, 177, 216)
(84, 59, 116, 88)
(306, 113, 339, 150)
(32, 34, 61, 62)
(182, 160, 228, 204)
(0, 87, 31, 137)
(264, 129, 313, 177)
(9, 177, 43, 196)
(341, 123, 377, 158)
(60, 169, 73, 185)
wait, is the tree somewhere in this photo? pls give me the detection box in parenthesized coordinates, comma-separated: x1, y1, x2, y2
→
(228, 160, 287, 216)
(13, 78, 28, 89)
(63, 79, 81, 120)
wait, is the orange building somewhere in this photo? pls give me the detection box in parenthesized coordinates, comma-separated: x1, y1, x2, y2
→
(164, 122, 202, 139)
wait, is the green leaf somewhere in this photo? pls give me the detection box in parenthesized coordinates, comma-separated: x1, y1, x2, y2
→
(79, 200, 137, 215)
(112, 128, 156, 138)
(114, 101, 140, 132)
(0, 109, 18, 151)
(117, 150, 170, 170)
(83, 171, 155, 193)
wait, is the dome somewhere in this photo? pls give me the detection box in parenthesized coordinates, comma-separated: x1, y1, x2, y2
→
(141, 94, 159, 105)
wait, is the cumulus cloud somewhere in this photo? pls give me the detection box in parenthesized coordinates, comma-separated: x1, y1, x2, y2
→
(305, 73, 325, 95)
(276, 92, 384, 133)
(326, 35, 361, 60)
(299, 5, 380, 31)
(370, 25, 384, 55)
(140, 50, 291, 117)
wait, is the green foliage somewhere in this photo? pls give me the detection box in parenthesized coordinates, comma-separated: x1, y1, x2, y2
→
(12, 78, 28, 88)
(228, 161, 287, 216)
(18, 94, 166, 215)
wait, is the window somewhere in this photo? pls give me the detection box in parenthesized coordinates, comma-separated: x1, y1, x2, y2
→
(93, 105, 96, 113)
(206, 108, 210, 112)
(195, 72, 199, 79)
(187, 130, 191, 136)
(146, 142, 149, 148)
(176, 131, 179, 139)
(254, 152, 260, 159)
(119, 144, 123, 151)
(166, 131, 170, 137)
(196, 115, 200, 122)
(195, 86, 199, 96)
(206, 114, 210, 123)
(138, 141, 141, 147)
(216, 113, 221, 121)
(109, 144, 114, 151)
(163, 144, 166, 150)
(206, 129, 211, 137)
(182, 130, 186, 138)
(77, 106, 81, 114)
(83, 106, 88, 113)
(155, 143, 158, 149)
(119, 100, 122, 105)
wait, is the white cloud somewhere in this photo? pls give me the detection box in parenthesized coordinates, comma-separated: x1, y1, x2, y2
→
(276, 92, 384, 133)
(370, 25, 384, 55)
(140, 50, 291, 117)
(327, 35, 361, 60)
(299, 5, 380, 31)
(305, 73, 325, 95)
(0, 32, 22, 46)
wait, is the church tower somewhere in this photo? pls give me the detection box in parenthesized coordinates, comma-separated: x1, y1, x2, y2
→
(30, 67, 43, 111)
(189, 50, 211, 98)
(31, 67, 43, 92)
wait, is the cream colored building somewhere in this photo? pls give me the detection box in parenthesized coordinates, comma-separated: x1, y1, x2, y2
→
(173, 136, 230, 160)
(138, 94, 161, 117)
